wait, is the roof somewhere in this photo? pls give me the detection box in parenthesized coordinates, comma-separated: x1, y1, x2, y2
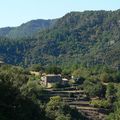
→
(46, 74, 61, 77)
(62, 78, 68, 81)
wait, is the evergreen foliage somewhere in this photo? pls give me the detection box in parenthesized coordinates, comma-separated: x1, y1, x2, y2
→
(0, 10, 120, 67)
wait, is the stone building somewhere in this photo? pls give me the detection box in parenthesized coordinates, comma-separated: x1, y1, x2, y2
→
(41, 74, 62, 88)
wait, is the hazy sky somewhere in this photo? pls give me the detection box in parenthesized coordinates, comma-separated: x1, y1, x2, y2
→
(0, 0, 120, 27)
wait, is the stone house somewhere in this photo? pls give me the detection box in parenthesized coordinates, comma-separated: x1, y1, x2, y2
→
(41, 74, 62, 88)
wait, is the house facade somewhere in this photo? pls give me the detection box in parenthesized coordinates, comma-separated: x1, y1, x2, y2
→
(41, 74, 62, 88)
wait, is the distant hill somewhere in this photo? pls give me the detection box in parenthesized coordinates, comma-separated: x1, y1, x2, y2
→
(0, 10, 120, 67)
(0, 27, 13, 36)
(0, 19, 56, 39)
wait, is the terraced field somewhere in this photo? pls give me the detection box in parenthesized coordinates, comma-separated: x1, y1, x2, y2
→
(45, 88, 108, 120)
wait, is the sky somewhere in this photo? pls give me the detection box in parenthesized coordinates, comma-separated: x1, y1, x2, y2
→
(0, 0, 120, 27)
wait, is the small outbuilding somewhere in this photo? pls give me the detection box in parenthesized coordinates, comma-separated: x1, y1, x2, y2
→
(0, 61, 4, 66)
(62, 78, 69, 85)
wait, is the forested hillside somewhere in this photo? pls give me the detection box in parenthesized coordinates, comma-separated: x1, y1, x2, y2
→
(0, 10, 120, 67)
(0, 19, 56, 39)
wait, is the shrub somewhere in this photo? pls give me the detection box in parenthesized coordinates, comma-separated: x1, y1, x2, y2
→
(46, 66, 62, 74)
(90, 99, 110, 108)
(83, 80, 106, 98)
(106, 83, 116, 103)
(100, 73, 113, 83)
(55, 114, 71, 120)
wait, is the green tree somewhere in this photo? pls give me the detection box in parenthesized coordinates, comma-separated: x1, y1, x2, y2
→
(29, 64, 44, 72)
(106, 83, 116, 103)
(46, 96, 62, 119)
(46, 66, 62, 74)
(100, 72, 113, 83)
(56, 114, 71, 120)
(83, 80, 106, 98)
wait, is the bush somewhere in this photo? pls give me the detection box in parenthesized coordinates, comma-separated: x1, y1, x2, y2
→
(83, 80, 106, 98)
(100, 73, 113, 83)
(74, 77, 85, 85)
(46, 66, 62, 74)
(55, 114, 71, 120)
(90, 99, 110, 108)
(106, 83, 116, 103)
(29, 64, 44, 72)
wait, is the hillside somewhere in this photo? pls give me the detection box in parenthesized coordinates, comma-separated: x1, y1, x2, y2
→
(0, 27, 13, 36)
(0, 19, 56, 39)
(0, 10, 120, 67)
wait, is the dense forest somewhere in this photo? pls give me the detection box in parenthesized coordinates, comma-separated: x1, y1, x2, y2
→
(0, 10, 120, 68)
(0, 19, 56, 39)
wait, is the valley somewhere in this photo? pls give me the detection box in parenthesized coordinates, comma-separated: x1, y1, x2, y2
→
(0, 9, 120, 120)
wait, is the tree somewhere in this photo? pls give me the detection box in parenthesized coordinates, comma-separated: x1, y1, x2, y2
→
(45, 96, 86, 120)
(106, 83, 116, 103)
(83, 80, 106, 98)
(0, 74, 46, 120)
(46, 96, 62, 119)
(55, 114, 71, 120)
(29, 64, 44, 72)
(100, 72, 113, 83)
(46, 66, 62, 74)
